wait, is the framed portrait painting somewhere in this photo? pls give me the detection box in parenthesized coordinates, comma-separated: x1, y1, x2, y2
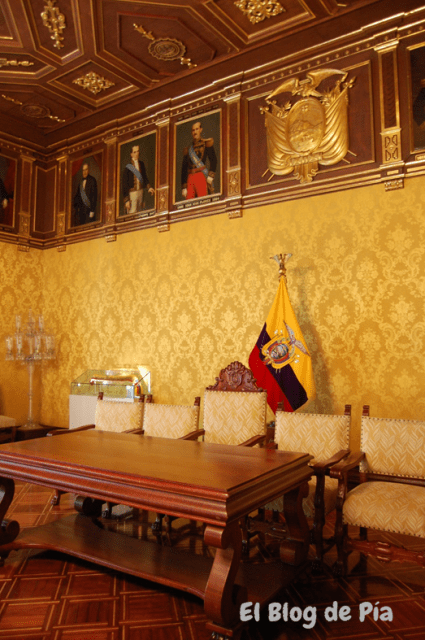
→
(118, 132, 156, 218)
(0, 154, 16, 228)
(174, 110, 221, 207)
(411, 44, 425, 151)
(70, 154, 102, 227)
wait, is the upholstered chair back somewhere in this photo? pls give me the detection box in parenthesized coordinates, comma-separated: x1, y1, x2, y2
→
(94, 397, 144, 433)
(203, 389, 268, 445)
(268, 407, 351, 518)
(143, 401, 200, 439)
(359, 416, 425, 478)
(275, 410, 351, 465)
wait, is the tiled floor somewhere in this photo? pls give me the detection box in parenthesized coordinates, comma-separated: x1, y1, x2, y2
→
(0, 482, 425, 639)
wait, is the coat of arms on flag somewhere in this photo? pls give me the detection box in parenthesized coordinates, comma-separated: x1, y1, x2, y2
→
(248, 254, 315, 413)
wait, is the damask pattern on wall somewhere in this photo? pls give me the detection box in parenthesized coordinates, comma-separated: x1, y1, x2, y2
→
(1, 176, 425, 446)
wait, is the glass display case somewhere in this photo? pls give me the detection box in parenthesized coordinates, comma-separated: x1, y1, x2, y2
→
(70, 367, 151, 399)
(69, 367, 151, 429)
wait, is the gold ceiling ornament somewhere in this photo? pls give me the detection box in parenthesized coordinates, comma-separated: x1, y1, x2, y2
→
(0, 95, 65, 123)
(133, 23, 197, 69)
(41, 0, 66, 50)
(20, 103, 65, 123)
(234, 0, 285, 24)
(133, 23, 155, 41)
(73, 72, 115, 95)
(1, 94, 23, 105)
(261, 69, 356, 184)
(0, 58, 34, 69)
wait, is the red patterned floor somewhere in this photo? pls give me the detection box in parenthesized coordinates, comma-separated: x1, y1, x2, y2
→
(1, 482, 424, 639)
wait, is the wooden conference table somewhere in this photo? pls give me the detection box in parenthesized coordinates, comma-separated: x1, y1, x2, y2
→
(0, 431, 312, 639)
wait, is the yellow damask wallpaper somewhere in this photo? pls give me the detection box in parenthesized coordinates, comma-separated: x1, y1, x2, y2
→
(1, 176, 425, 445)
(0, 243, 43, 423)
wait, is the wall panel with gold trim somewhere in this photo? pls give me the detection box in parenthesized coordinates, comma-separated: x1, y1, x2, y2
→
(1, 9, 425, 246)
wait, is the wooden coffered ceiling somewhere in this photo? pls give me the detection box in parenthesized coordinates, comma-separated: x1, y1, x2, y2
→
(0, 0, 422, 151)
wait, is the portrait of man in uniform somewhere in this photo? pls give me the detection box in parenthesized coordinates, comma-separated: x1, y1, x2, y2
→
(175, 111, 221, 204)
(118, 133, 156, 217)
(181, 121, 217, 199)
(0, 154, 16, 227)
(70, 155, 102, 227)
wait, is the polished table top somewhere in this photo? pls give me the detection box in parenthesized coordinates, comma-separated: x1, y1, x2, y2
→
(0, 430, 312, 526)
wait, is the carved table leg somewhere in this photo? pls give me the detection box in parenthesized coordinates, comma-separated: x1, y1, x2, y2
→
(280, 480, 310, 566)
(74, 495, 103, 518)
(204, 520, 247, 636)
(0, 477, 20, 565)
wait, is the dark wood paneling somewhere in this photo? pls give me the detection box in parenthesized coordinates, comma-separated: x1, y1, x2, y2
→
(34, 166, 56, 233)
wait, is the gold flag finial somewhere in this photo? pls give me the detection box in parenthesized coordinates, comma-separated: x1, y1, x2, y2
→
(271, 253, 292, 281)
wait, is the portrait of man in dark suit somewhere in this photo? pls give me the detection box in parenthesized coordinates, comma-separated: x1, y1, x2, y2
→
(73, 162, 98, 225)
(71, 155, 102, 227)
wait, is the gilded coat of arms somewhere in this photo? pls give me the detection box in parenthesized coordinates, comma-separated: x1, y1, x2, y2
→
(261, 69, 355, 183)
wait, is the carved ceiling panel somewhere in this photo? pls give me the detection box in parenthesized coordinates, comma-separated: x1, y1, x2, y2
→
(0, 0, 406, 147)
(215, 0, 315, 42)
(0, 88, 79, 128)
(0, 0, 22, 47)
(96, 1, 230, 83)
(23, 0, 83, 62)
(49, 61, 137, 107)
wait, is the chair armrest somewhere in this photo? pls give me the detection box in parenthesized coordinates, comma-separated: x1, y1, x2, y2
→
(238, 434, 266, 447)
(267, 441, 278, 450)
(311, 449, 351, 474)
(123, 428, 144, 434)
(180, 429, 205, 441)
(330, 451, 365, 480)
(47, 425, 95, 436)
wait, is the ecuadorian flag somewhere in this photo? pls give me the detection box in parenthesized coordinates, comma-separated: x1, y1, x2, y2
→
(249, 278, 315, 413)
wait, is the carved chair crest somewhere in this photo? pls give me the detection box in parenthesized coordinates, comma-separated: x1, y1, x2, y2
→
(206, 361, 264, 393)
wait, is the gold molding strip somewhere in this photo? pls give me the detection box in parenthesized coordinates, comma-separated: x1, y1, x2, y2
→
(0, 58, 34, 69)
(41, 0, 67, 50)
(234, 0, 285, 25)
(384, 178, 403, 191)
(133, 24, 197, 69)
(73, 72, 115, 95)
(1, 94, 22, 105)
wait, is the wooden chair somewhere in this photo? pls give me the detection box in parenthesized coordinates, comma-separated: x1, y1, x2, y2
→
(142, 396, 204, 537)
(49, 393, 145, 508)
(262, 403, 351, 569)
(332, 405, 425, 576)
(200, 361, 268, 551)
(143, 395, 202, 440)
(0, 416, 17, 444)
(203, 360, 268, 447)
